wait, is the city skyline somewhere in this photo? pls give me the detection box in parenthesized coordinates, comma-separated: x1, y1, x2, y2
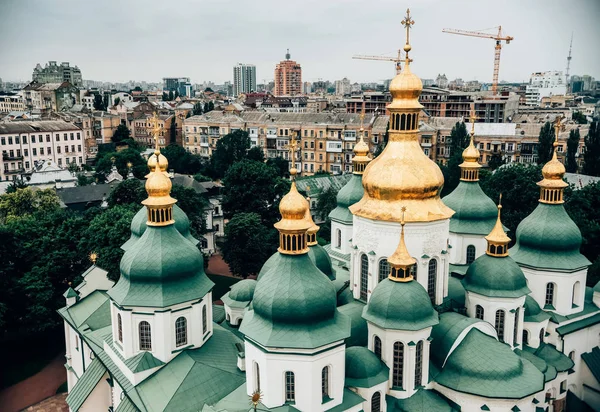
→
(0, 0, 599, 85)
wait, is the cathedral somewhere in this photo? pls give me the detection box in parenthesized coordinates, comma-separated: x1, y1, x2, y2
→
(59, 10, 600, 412)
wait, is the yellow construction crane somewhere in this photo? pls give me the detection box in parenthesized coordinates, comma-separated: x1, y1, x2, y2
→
(352, 49, 403, 74)
(442, 26, 513, 95)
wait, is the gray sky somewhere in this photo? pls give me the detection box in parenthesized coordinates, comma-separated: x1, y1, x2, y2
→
(1, 0, 599, 85)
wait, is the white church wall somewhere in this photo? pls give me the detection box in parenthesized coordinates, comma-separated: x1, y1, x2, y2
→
(80, 371, 112, 412)
(448, 232, 486, 265)
(112, 381, 124, 411)
(348, 383, 388, 412)
(558, 321, 600, 399)
(330, 220, 353, 258)
(432, 383, 539, 412)
(522, 318, 550, 349)
(520, 267, 587, 316)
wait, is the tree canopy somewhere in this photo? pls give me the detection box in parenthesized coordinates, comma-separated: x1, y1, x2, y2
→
(210, 130, 252, 179)
(583, 121, 600, 177)
(161, 144, 205, 175)
(315, 186, 338, 221)
(537, 122, 554, 165)
(566, 129, 580, 173)
(111, 124, 131, 145)
(572, 111, 588, 125)
(95, 148, 148, 182)
(442, 121, 469, 196)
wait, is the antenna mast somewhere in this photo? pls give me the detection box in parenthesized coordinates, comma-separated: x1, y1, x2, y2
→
(566, 32, 573, 92)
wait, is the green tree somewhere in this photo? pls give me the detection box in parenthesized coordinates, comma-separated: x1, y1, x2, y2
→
(175, 90, 180, 99)
(487, 153, 505, 171)
(537, 122, 554, 165)
(94, 148, 148, 182)
(266, 156, 290, 178)
(192, 102, 203, 116)
(107, 179, 146, 207)
(76, 174, 94, 186)
(68, 162, 80, 173)
(315, 186, 338, 221)
(93, 94, 104, 110)
(0, 188, 60, 222)
(572, 111, 588, 125)
(221, 212, 277, 278)
(169, 118, 177, 144)
(203, 102, 210, 113)
(168, 90, 174, 101)
(171, 184, 208, 237)
(210, 130, 251, 178)
(208, 101, 214, 111)
(193, 173, 212, 182)
(566, 129, 580, 173)
(162, 92, 169, 101)
(247, 146, 265, 162)
(102, 94, 109, 110)
(443, 121, 469, 196)
(204, 87, 214, 92)
(114, 97, 120, 106)
(5, 178, 27, 194)
(112, 124, 131, 145)
(161, 144, 204, 175)
(583, 121, 600, 177)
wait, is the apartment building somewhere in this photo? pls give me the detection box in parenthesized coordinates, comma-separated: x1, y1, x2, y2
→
(92, 112, 123, 145)
(32, 61, 83, 87)
(131, 113, 173, 147)
(233, 64, 257, 96)
(0, 120, 86, 181)
(0, 95, 25, 112)
(345, 92, 391, 114)
(23, 82, 80, 113)
(525, 71, 567, 106)
(274, 50, 302, 96)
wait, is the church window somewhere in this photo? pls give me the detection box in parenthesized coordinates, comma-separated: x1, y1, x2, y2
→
(117, 314, 123, 342)
(321, 366, 329, 399)
(427, 259, 437, 304)
(475, 305, 484, 320)
(202, 305, 207, 334)
(374, 335, 382, 359)
(378, 259, 390, 282)
(371, 392, 381, 412)
(336, 229, 341, 248)
(411, 262, 417, 281)
(285, 371, 295, 402)
(545, 283, 555, 307)
(523, 330, 529, 345)
(466, 245, 476, 264)
(573, 281, 581, 306)
(569, 351, 575, 361)
(495, 310, 505, 342)
(540, 328, 545, 344)
(175, 317, 187, 347)
(139, 321, 152, 351)
(360, 254, 368, 301)
(254, 362, 260, 392)
(513, 308, 520, 346)
(392, 342, 404, 388)
(415, 340, 423, 387)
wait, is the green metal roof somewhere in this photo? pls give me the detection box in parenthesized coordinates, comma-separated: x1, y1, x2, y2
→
(345, 346, 389, 388)
(66, 358, 107, 411)
(387, 389, 454, 412)
(308, 243, 335, 280)
(64, 287, 78, 298)
(323, 244, 351, 263)
(523, 343, 574, 372)
(115, 397, 140, 412)
(212, 304, 226, 324)
(126, 351, 165, 373)
(220, 292, 251, 309)
(436, 328, 545, 399)
(338, 300, 368, 347)
(447, 275, 466, 308)
(442, 181, 498, 235)
(109, 224, 214, 308)
(449, 263, 469, 276)
(510, 203, 590, 271)
(463, 253, 530, 298)
(557, 313, 600, 336)
(329, 174, 363, 224)
(325, 388, 365, 412)
(430, 312, 482, 369)
(582, 347, 600, 383)
(515, 349, 557, 382)
(523, 296, 551, 323)
(363, 279, 439, 331)
(58, 290, 111, 331)
(221, 279, 256, 309)
(295, 173, 351, 198)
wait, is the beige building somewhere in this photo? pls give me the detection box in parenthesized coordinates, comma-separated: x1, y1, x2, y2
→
(132, 113, 173, 147)
(0, 95, 25, 112)
(92, 112, 123, 145)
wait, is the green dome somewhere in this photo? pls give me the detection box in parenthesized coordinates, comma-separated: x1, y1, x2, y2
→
(442, 181, 498, 235)
(329, 174, 363, 224)
(109, 225, 213, 307)
(228, 279, 256, 302)
(463, 253, 530, 298)
(345, 347, 384, 379)
(523, 295, 551, 323)
(122, 205, 199, 251)
(308, 244, 335, 280)
(510, 203, 590, 271)
(363, 279, 438, 331)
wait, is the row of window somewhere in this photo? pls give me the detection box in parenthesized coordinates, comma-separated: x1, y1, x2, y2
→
(545, 281, 581, 308)
(2, 145, 82, 157)
(0, 132, 81, 146)
(372, 335, 424, 390)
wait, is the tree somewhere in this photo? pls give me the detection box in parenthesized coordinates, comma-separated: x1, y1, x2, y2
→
(208, 101, 214, 111)
(112, 124, 131, 145)
(203, 102, 210, 113)
(102, 94, 109, 111)
(114, 97, 120, 106)
(162, 92, 169, 101)
(0, 188, 60, 223)
(583, 121, 600, 177)
(487, 153, 505, 171)
(221, 213, 277, 278)
(193, 173, 212, 182)
(566, 129, 580, 173)
(107, 179, 146, 207)
(572, 111, 588, 125)
(161, 144, 204, 175)
(94, 148, 148, 182)
(168, 90, 174, 101)
(5, 178, 27, 194)
(93, 94, 104, 110)
(266, 156, 290, 178)
(210, 130, 251, 178)
(247, 146, 265, 162)
(171, 184, 209, 237)
(68, 162, 80, 174)
(169, 117, 177, 144)
(315, 186, 338, 221)
(76, 174, 94, 186)
(314, 170, 331, 176)
(204, 87, 214, 92)
(174, 90, 180, 99)
(192, 102, 203, 116)
(537, 122, 554, 165)
(443, 121, 469, 196)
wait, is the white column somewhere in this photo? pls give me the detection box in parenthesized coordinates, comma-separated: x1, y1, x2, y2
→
(422, 338, 432, 385)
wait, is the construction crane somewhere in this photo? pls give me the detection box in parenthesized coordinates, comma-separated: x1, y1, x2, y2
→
(352, 49, 403, 74)
(442, 26, 513, 95)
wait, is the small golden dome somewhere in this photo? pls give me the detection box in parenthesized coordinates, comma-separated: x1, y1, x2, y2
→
(462, 135, 480, 163)
(388, 64, 423, 103)
(485, 204, 510, 245)
(274, 181, 312, 232)
(142, 169, 177, 212)
(388, 226, 416, 270)
(147, 151, 169, 174)
(353, 133, 370, 157)
(538, 142, 568, 191)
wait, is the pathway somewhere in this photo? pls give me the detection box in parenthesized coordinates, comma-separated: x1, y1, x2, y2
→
(207, 254, 233, 277)
(22, 393, 68, 412)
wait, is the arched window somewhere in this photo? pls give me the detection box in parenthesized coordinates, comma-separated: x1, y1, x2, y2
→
(466, 245, 476, 264)
(139, 321, 152, 351)
(573, 281, 581, 306)
(392, 342, 404, 388)
(495, 310, 505, 342)
(569, 351, 575, 361)
(523, 330, 529, 345)
(374, 335, 382, 359)
(321, 366, 329, 398)
(360, 254, 368, 301)
(428, 259, 437, 304)
(475, 305, 484, 320)
(371, 392, 381, 412)
(411, 260, 417, 281)
(285, 371, 295, 402)
(254, 362, 260, 392)
(378, 259, 390, 282)
(175, 317, 187, 347)
(545, 283, 555, 307)
(202, 305, 207, 334)
(336, 229, 341, 248)
(415, 340, 423, 388)
(540, 328, 545, 344)
(513, 308, 520, 346)
(117, 314, 123, 343)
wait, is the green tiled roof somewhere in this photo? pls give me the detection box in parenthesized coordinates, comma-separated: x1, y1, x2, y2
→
(345, 346, 389, 388)
(524, 296, 551, 323)
(363, 279, 439, 331)
(241, 253, 350, 349)
(323, 243, 351, 263)
(449, 263, 469, 276)
(296, 173, 351, 198)
(387, 389, 454, 412)
(221, 279, 256, 309)
(338, 300, 367, 347)
(523, 343, 574, 372)
(325, 388, 365, 412)
(125, 351, 164, 373)
(447, 275, 466, 308)
(308, 243, 335, 280)
(515, 349, 557, 382)
(58, 290, 111, 331)
(115, 396, 139, 412)
(430, 312, 481, 368)
(442, 181, 498, 235)
(66, 358, 107, 411)
(329, 174, 363, 224)
(64, 287, 78, 298)
(581, 347, 600, 383)
(556, 313, 600, 336)
(436, 328, 545, 399)
(122, 205, 199, 251)
(463, 253, 530, 298)
(510, 203, 590, 271)
(212, 304, 226, 324)
(109, 224, 214, 307)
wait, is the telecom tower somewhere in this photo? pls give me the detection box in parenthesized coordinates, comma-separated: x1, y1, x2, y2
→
(566, 32, 573, 92)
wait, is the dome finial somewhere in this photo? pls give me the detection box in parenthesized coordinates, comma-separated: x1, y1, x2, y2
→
(352, 106, 371, 174)
(146, 111, 169, 175)
(401, 9, 415, 66)
(485, 194, 511, 256)
(287, 131, 299, 180)
(538, 116, 567, 204)
(388, 206, 417, 281)
(460, 111, 482, 181)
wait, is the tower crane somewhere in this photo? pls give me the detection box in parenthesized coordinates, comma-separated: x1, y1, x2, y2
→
(352, 49, 403, 74)
(442, 26, 513, 95)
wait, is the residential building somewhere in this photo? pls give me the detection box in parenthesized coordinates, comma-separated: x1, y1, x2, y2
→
(273, 49, 302, 96)
(22, 82, 80, 113)
(163, 77, 192, 97)
(132, 113, 173, 147)
(32, 61, 83, 87)
(435, 73, 448, 88)
(92, 111, 123, 145)
(525, 71, 567, 106)
(335, 78, 351, 96)
(232, 64, 257, 96)
(0, 94, 25, 112)
(345, 92, 391, 114)
(0, 120, 86, 181)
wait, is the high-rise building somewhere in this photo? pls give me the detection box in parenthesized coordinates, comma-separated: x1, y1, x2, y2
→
(163, 77, 192, 97)
(32, 61, 83, 87)
(233, 63, 256, 96)
(335, 78, 351, 96)
(525, 71, 566, 106)
(274, 49, 302, 96)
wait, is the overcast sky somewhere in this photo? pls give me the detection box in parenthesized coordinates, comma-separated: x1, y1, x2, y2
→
(1, 0, 599, 85)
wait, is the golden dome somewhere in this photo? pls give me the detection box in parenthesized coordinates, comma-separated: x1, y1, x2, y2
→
(462, 134, 480, 164)
(538, 139, 568, 191)
(388, 64, 423, 105)
(353, 133, 370, 157)
(147, 151, 169, 175)
(274, 180, 312, 232)
(485, 199, 510, 257)
(142, 170, 176, 205)
(388, 224, 416, 270)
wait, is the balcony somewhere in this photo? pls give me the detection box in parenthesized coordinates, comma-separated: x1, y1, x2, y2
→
(2, 154, 24, 161)
(4, 168, 25, 175)
(421, 142, 432, 148)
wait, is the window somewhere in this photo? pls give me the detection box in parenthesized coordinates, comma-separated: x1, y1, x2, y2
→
(117, 314, 123, 342)
(466, 245, 476, 264)
(202, 306, 207, 334)
(360, 254, 369, 301)
(573, 281, 581, 307)
(411, 263, 417, 281)
(545, 283, 555, 307)
(513, 308, 520, 346)
(428, 259, 437, 304)
(495, 310, 505, 342)
(285, 371, 295, 402)
(31, 136, 35, 143)
(139, 321, 152, 350)
(415, 340, 423, 387)
(374, 335, 382, 359)
(569, 351, 575, 361)
(75, 335, 79, 351)
(46, 134, 50, 142)
(523, 330, 529, 345)
(378, 259, 390, 282)
(539, 328, 545, 344)
(475, 305, 484, 320)
(175, 317, 187, 347)
(371, 392, 381, 412)
(392, 342, 404, 388)
(321, 367, 329, 399)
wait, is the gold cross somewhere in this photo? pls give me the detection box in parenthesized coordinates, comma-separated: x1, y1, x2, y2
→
(401, 9, 415, 62)
(553, 116, 563, 145)
(469, 111, 478, 135)
(400, 206, 407, 225)
(288, 131, 299, 161)
(149, 112, 162, 151)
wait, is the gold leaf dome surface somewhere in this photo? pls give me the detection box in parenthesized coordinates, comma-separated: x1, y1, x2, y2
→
(143, 170, 175, 206)
(539, 143, 568, 189)
(353, 135, 370, 157)
(274, 181, 312, 232)
(388, 64, 423, 104)
(148, 152, 169, 173)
